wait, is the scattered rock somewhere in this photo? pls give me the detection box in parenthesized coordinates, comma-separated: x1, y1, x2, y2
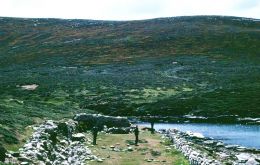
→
(225, 145, 239, 149)
(72, 133, 85, 141)
(127, 147, 133, 152)
(110, 145, 115, 149)
(139, 139, 148, 143)
(60, 140, 68, 146)
(203, 140, 215, 145)
(246, 158, 260, 165)
(186, 131, 204, 138)
(216, 142, 224, 147)
(146, 158, 153, 162)
(236, 153, 251, 163)
(151, 150, 161, 156)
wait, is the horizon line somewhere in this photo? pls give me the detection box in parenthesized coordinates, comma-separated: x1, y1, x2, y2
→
(0, 15, 259, 22)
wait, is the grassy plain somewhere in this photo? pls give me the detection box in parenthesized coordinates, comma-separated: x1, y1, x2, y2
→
(87, 130, 189, 165)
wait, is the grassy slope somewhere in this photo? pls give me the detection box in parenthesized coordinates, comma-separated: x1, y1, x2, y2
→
(0, 16, 260, 146)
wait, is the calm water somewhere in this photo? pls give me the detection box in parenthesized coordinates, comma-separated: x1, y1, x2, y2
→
(138, 123, 260, 149)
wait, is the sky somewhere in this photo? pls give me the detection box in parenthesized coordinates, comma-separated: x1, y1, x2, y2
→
(0, 0, 259, 20)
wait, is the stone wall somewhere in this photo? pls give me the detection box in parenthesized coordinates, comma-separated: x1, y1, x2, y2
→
(3, 114, 131, 164)
(163, 129, 260, 165)
(4, 120, 95, 165)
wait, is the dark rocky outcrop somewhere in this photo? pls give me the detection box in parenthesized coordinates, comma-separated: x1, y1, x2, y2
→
(0, 145, 7, 162)
(73, 113, 131, 129)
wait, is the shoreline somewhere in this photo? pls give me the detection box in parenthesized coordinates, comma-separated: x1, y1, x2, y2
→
(161, 129, 260, 165)
(129, 115, 260, 125)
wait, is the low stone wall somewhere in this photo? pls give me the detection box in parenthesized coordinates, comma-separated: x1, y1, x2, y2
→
(106, 127, 131, 134)
(4, 120, 95, 165)
(163, 129, 260, 165)
(3, 114, 131, 164)
(73, 113, 131, 128)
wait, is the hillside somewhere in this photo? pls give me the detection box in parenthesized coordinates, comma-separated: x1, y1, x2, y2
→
(0, 16, 260, 146)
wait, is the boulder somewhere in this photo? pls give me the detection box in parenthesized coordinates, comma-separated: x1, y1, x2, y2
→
(110, 145, 115, 149)
(246, 158, 260, 165)
(236, 153, 251, 163)
(72, 133, 85, 141)
(127, 147, 133, 152)
(186, 131, 204, 139)
(225, 145, 239, 149)
(216, 142, 224, 147)
(203, 140, 215, 145)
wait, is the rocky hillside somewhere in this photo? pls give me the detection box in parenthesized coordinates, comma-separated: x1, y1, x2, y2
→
(0, 16, 260, 146)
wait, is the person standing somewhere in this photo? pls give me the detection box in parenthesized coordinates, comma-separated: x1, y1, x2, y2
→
(134, 125, 139, 146)
(151, 119, 155, 134)
(92, 126, 98, 145)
